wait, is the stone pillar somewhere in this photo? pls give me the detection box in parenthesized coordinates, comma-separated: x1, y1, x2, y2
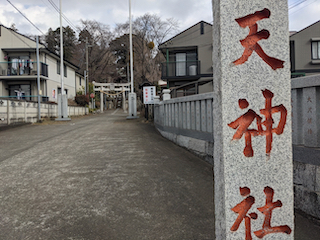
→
(162, 89, 171, 101)
(7, 100, 10, 125)
(122, 88, 127, 113)
(100, 89, 104, 113)
(302, 87, 319, 147)
(212, 1, 294, 239)
(127, 92, 137, 119)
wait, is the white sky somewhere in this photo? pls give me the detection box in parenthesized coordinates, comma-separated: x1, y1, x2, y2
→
(0, 0, 319, 39)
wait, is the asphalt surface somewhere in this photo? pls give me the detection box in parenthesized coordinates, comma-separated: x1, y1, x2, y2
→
(0, 109, 319, 239)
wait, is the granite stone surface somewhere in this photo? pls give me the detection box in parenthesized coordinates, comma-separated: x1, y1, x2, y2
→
(212, 0, 294, 239)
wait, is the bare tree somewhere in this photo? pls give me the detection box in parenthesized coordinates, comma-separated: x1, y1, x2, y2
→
(74, 20, 117, 83)
(113, 13, 179, 88)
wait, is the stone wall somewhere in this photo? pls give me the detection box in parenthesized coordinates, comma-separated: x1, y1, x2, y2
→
(293, 160, 320, 220)
(292, 74, 320, 220)
(0, 99, 87, 125)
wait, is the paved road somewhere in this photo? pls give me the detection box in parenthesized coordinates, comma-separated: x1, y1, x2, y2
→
(0, 110, 319, 239)
(0, 110, 214, 239)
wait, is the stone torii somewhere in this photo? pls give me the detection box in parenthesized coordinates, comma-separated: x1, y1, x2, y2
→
(93, 81, 131, 113)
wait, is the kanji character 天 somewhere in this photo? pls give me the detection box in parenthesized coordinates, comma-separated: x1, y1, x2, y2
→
(233, 8, 284, 70)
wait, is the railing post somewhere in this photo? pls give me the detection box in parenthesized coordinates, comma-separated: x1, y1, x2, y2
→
(162, 89, 171, 101)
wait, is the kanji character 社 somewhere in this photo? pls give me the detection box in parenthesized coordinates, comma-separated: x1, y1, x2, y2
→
(254, 186, 292, 238)
(231, 187, 258, 240)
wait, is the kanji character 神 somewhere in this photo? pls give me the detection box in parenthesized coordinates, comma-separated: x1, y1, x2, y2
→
(233, 8, 284, 70)
(228, 89, 287, 157)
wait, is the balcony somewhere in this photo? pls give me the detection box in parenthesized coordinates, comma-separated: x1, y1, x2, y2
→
(0, 61, 48, 77)
(161, 61, 200, 79)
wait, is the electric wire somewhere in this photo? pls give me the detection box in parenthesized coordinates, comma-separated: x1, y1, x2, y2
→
(289, 0, 307, 9)
(6, 0, 45, 35)
(289, 0, 320, 15)
(47, 0, 79, 33)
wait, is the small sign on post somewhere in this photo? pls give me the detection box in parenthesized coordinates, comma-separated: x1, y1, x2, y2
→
(143, 86, 156, 104)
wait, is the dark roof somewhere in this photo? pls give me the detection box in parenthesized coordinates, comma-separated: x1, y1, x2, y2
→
(290, 19, 320, 38)
(159, 21, 212, 47)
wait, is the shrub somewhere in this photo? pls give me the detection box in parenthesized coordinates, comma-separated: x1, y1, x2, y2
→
(75, 94, 89, 106)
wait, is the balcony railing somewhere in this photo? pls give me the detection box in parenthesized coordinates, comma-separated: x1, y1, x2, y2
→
(161, 61, 200, 79)
(0, 61, 48, 77)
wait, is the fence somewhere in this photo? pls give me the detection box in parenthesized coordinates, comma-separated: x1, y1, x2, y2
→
(154, 92, 214, 164)
(154, 79, 320, 219)
(154, 75, 320, 219)
(0, 98, 87, 125)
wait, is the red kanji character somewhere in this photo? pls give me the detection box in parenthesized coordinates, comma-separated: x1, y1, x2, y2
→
(260, 89, 287, 156)
(254, 187, 292, 238)
(231, 187, 258, 240)
(233, 8, 284, 70)
(228, 89, 287, 157)
(228, 99, 263, 157)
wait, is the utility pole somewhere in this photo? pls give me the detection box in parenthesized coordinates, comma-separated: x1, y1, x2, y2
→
(56, 0, 70, 121)
(84, 70, 87, 95)
(86, 37, 89, 95)
(127, 0, 137, 119)
(85, 37, 92, 96)
(36, 35, 41, 122)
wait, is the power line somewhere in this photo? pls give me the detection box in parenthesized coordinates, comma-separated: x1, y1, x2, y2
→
(289, 0, 306, 9)
(47, 0, 79, 33)
(289, 0, 320, 15)
(6, 0, 45, 35)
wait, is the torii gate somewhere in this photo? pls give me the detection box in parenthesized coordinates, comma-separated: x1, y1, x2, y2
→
(93, 81, 131, 113)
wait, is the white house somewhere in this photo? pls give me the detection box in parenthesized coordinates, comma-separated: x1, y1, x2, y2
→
(0, 25, 83, 102)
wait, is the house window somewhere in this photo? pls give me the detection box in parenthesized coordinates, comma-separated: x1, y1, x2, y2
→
(176, 53, 186, 76)
(200, 22, 204, 35)
(57, 61, 67, 77)
(64, 65, 67, 77)
(57, 60, 60, 74)
(9, 84, 31, 101)
(57, 87, 68, 95)
(174, 50, 198, 77)
(312, 41, 320, 59)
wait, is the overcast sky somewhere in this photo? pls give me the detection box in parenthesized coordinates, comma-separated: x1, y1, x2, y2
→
(0, 0, 319, 39)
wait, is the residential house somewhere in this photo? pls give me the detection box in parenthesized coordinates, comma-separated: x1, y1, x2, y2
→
(75, 72, 85, 94)
(158, 21, 213, 97)
(0, 25, 81, 102)
(290, 20, 320, 77)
